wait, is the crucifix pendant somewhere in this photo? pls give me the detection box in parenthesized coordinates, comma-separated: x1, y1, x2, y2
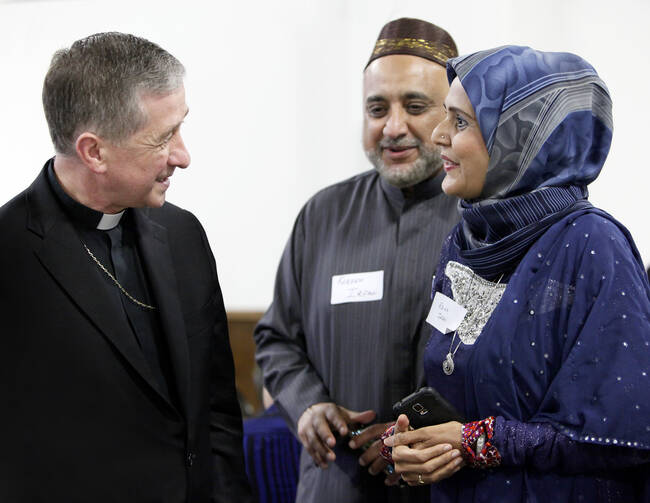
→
(442, 353, 455, 375)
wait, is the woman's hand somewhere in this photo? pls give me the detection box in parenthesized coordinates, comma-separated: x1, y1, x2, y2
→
(383, 414, 465, 485)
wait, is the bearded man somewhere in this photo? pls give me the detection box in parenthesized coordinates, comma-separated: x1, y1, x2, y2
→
(254, 18, 460, 502)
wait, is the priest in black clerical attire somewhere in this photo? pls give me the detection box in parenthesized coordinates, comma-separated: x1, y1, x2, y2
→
(0, 32, 252, 503)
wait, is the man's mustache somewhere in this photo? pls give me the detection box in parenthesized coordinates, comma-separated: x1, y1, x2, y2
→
(379, 137, 420, 149)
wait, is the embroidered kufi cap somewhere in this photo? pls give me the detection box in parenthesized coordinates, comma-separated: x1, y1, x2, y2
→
(366, 17, 458, 69)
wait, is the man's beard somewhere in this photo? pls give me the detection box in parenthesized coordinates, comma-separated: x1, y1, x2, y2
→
(366, 137, 443, 188)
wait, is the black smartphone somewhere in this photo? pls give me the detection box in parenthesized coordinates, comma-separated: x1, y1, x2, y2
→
(392, 387, 465, 429)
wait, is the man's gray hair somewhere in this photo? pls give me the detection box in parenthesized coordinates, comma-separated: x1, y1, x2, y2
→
(43, 32, 186, 155)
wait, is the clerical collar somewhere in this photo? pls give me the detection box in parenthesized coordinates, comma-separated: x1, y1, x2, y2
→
(97, 211, 125, 230)
(46, 158, 126, 230)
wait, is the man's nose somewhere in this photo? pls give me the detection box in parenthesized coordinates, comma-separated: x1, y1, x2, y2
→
(382, 108, 408, 139)
(169, 134, 191, 169)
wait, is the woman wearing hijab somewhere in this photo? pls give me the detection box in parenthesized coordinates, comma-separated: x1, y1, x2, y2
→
(382, 46, 650, 502)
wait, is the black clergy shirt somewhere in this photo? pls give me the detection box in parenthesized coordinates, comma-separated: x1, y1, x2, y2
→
(46, 162, 177, 405)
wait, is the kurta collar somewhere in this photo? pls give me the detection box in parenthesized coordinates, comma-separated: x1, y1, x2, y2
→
(380, 169, 445, 207)
(46, 158, 125, 230)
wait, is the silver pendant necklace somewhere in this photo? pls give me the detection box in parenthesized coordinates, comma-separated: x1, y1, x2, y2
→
(442, 273, 503, 376)
(442, 350, 457, 376)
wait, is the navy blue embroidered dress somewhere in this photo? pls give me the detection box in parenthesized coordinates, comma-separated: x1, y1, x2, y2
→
(423, 46, 650, 502)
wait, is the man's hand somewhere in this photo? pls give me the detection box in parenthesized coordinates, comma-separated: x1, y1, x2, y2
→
(349, 422, 401, 485)
(297, 403, 375, 468)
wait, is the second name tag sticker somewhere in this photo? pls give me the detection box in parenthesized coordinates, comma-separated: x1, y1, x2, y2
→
(426, 292, 467, 334)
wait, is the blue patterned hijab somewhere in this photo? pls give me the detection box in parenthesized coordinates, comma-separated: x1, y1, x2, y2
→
(445, 46, 613, 279)
(449, 45, 612, 200)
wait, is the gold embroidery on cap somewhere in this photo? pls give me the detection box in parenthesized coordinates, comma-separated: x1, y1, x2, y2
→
(372, 37, 456, 62)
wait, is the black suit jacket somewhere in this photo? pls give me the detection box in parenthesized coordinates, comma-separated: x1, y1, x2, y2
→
(0, 165, 253, 503)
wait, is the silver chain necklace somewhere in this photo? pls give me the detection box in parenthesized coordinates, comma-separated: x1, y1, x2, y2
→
(83, 243, 157, 311)
(442, 273, 503, 376)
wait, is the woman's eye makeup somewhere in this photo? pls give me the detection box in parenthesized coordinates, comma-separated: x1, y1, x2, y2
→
(455, 114, 468, 129)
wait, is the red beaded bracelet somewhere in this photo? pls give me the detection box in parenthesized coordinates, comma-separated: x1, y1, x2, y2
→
(461, 417, 501, 469)
(379, 424, 396, 464)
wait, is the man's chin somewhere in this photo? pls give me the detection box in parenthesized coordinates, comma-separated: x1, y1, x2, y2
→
(376, 163, 426, 188)
(142, 194, 167, 209)
(366, 148, 441, 188)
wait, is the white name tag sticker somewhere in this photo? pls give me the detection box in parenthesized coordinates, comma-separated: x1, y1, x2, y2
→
(331, 270, 384, 305)
(426, 292, 467, 334)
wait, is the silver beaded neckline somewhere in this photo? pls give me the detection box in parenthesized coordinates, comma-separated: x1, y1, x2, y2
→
(445, 261, 507, 345)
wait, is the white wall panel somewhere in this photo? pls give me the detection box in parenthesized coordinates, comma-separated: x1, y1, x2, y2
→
(1, 0, 648, 309)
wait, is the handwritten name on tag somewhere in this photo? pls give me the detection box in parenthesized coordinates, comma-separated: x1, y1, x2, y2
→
(330, 271, 384, 305)
(426, 292, 467, 334)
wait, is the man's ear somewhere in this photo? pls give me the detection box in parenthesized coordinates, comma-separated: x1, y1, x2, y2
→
(75, 132, 107, 174)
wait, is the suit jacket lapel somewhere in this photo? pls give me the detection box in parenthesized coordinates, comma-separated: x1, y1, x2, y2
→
(27, 168, 180, 413)
(133, 209, 191, 418)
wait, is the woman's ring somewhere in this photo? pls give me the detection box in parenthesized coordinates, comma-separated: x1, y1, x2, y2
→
(418, 473, 424, 484)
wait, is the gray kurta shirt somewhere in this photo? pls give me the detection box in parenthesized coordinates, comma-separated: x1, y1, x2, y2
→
(254, 169, 459, 502)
